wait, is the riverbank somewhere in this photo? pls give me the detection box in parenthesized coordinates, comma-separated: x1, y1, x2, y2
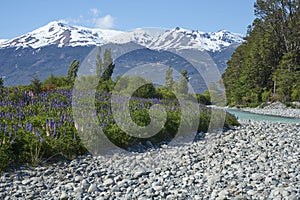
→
(1, 121, 299, 199)
(242, 102, 300, 119)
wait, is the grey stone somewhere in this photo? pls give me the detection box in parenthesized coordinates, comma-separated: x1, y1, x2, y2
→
(60, 191, 68, 200)
(74, 175, 83, 182)
(87, 183, 98, 193)
(21, 179, 31, 185)
(102, 178, 114, 187)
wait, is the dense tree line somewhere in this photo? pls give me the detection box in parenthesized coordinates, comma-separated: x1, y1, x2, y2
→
(223, 0, 300, 106)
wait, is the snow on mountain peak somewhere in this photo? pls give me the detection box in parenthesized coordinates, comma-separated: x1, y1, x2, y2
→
(0, 39, 7, 44)
(108, 28, 157, 47)
(148, 27, 244, 52)
(0, 22, 244, 52)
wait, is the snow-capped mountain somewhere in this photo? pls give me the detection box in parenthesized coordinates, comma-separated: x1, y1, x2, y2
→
(0, 21, 244, 52)
(0, 21, 244, 87)
(0, 21, 123, 49)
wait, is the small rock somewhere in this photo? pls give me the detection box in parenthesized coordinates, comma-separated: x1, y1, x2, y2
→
(102, 178, 114, 187)
(74, 175, 83, 182)
(21, 179, 31, 185)
(81, 179, 89, 189)
(88, 183, 98, 193)
(247, 190, 257, 196)
(217, 189, 229, 200)
(60, 191, 68, 200)
(133, 168, 148, 178)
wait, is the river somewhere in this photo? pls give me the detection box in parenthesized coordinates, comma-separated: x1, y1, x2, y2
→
(226, 108, 300, 124)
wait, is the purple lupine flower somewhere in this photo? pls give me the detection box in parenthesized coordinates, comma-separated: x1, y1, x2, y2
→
(35, 130, 40, 137)
(4, 125, 7, 134)
(13, 124, 18, 132)
(28, 123, 33, 132)
(39, 137, 44, 143)
(53, 129, 57, 137)
(50, 118, 55, 129)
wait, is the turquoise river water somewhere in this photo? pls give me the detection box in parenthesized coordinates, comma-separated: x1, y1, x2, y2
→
(226, 108, 300, 124)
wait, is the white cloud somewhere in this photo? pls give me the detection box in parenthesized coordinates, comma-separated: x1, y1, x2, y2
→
(61, 9, 115, 29)
(94, 15, 115, 29)
(58, 19, 69, 24)
(90, 8, 100, 17)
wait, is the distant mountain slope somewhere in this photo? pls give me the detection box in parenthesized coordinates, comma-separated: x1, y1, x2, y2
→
(0, 21, 245, 91)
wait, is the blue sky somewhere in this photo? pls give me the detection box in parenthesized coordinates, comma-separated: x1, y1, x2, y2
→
(0, 0, 256, 39)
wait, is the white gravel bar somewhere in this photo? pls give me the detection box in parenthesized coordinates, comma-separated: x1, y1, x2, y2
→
(0, 121, 299, 199)
(242, 102, 300, 119)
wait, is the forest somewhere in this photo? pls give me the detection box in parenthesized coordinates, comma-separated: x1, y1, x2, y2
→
(223, 0, 300, 106)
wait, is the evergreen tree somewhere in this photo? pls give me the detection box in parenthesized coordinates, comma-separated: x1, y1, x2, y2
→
(67, 60, 80, 85)
(30, 73, 42, 94)
(101, 48, 115, 81)
(96, 47, 103, 78)
(177, 70, 189, 95)
(165, 66, 174, 89)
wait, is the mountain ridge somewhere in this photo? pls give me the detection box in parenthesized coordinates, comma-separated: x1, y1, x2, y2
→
(0, 21, 244, 52)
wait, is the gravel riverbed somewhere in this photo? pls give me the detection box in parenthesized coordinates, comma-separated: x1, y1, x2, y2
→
(242, 102, 300, 119)
(1, 121, 299, 199)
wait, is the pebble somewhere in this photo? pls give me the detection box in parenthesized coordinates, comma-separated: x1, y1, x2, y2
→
(102, 178, 114, 187)
(87, 183, 98, 193)
(74, 175, 83, 182)
(60, 191, 68, 200)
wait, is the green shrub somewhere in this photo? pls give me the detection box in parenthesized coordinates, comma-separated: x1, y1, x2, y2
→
(262, 89, 272, 102)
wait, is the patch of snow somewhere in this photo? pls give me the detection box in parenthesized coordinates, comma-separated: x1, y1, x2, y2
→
(149, 27, 244, 52)
(0, 39, 7, 44)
